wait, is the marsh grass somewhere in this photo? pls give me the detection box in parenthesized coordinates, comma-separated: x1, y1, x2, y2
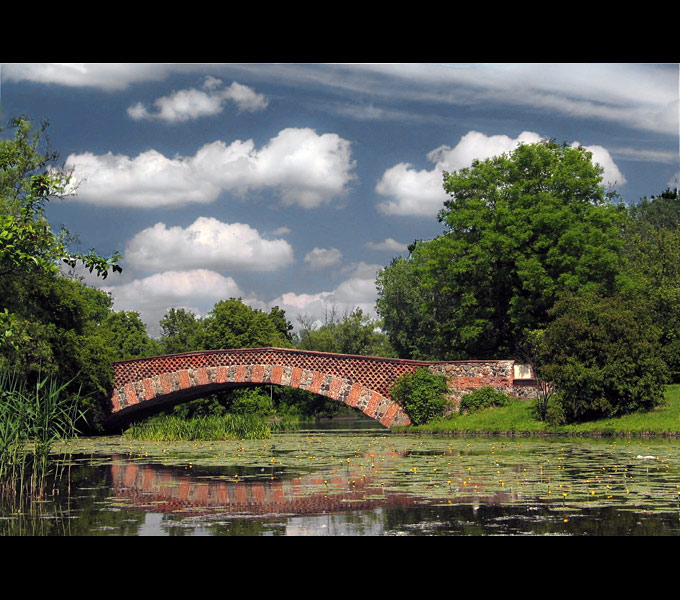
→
(123, 413, 274, 441)
(403, 384, 680, 437)
(0, 369, 85, 500)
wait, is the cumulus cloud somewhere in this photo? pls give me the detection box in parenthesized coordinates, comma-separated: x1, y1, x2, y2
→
(101, 269, 245, 337)
(376, 131, 544, 217)
(94, 258, 384, 335)
(376, 130, 625, 217)
(365, 237, 409, 252)
(128, 77, 268, 122)
(125, 217, 294, 273)
(571, 142, 627, 187)
(63, 149, 220, 208)
(270, 262, 382, 327)
(303, 247, 343, 270)
(64, 127, 356, 209)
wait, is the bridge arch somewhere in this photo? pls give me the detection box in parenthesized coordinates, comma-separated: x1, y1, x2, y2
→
(106, 348, 416, 429)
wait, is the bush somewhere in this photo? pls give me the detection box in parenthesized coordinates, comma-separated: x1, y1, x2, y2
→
(230, 388, 274, 416)
(459, 386, 511, 414)
(536, 288, 668, 423)
(389, 368, 449, 425)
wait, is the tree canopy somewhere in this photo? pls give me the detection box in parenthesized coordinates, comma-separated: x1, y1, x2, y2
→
(199, 298, 294, 350)
(295, 307, 396, 357)
(377, 140, 628, 360)
(0, 117, 127, 426)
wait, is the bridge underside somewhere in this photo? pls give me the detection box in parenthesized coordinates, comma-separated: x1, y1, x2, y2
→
(105, 362, 412, 431)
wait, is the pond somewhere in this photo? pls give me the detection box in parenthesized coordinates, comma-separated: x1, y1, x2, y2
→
(4, 424, 680, 535)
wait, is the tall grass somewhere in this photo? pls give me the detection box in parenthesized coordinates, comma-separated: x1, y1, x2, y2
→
(0, 369, 86, 500)
(124, 413, 273, 441)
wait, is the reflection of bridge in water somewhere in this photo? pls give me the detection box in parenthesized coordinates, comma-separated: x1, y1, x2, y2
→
(109, 456, 520, 518)
(110, 459, 417, 516)
(107, 347, 537, 429)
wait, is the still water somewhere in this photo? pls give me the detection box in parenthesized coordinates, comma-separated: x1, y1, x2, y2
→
(4, 421, 680, 535)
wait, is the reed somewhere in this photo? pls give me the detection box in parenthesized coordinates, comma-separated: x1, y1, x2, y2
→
(0, 369, 85, 500)
(124, 413, 273, 441)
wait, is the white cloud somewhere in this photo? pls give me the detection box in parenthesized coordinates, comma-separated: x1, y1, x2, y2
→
(376, 131, 544, 217)
(64, 127, 356, 209)
(269, 262, 382, 328)
(571, 142, 627, 187)
(125, 217, 294, 273)
(95, 259, 384, 335)
(2, 63, 177, 91)
(64, 149, 220, 208)
(5, 63, 677, 136)
(272, 226, 291, 235)
(375, 162, 447, 218)
(365, 237, 409, 252)
(322, 63, 680, 135)
(101, 269, 245, 337)
(427, 131, 545, 173)
(376, 130, 627, 217)
(127, 77, 268, 122)
(303, 247, 342, 270)
(670, 172, 680, 189)
(610, 147, 679, 164)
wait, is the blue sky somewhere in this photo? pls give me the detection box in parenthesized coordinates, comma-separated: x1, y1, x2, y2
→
(1, 63, 678, 336)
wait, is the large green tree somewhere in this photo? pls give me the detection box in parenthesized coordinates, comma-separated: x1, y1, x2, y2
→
(159, 308, 202, 354)
(377, 140, 627, 360)
(295, 307, 396, 357)
(102, 310, 161, 361)
(198, 298, 293, 350)
(622, 188, 680, 381)
(1, 117, 123, 426)
(534, 287, 668, 423)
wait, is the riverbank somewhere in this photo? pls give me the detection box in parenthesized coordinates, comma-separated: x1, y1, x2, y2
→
(395, 384, 680, 437)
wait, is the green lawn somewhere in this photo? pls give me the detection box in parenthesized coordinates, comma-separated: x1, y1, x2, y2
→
(400, 384, 680, 437)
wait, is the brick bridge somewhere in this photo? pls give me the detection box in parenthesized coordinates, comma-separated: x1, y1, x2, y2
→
(107, 347, 536, 429)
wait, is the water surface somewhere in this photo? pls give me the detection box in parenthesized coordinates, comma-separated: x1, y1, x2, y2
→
(4, 428, 680, 535)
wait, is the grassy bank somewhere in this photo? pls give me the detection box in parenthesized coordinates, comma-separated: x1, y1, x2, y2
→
(398, 384, 680, 437)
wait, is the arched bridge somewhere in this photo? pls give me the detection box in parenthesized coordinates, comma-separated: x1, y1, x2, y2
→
(107, 347, 536, 429)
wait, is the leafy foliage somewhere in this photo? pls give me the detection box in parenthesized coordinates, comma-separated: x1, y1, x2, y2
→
(199, 298, 293, 350)
(459, 386, 512, 414)
(0, 117, 129, 429)
(622, 188, 680, 381)
(535, 288, 668, 423)
(389, 368, 449, 425)
(296, 306, 396, 357)
(124, 413, 273, 441)
(0, 118, 122, 283)
(102, 310, 161, 361)
(377, 140, 627, 360)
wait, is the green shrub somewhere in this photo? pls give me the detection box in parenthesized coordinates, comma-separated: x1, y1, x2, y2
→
(536, 288, 668, 423)
(459, 386, 512, 414)
(389, 368, 449, 425)
(229, 388, 274, 416)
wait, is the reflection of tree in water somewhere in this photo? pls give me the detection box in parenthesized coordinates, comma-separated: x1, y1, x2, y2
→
(0, 462, 146, 536)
